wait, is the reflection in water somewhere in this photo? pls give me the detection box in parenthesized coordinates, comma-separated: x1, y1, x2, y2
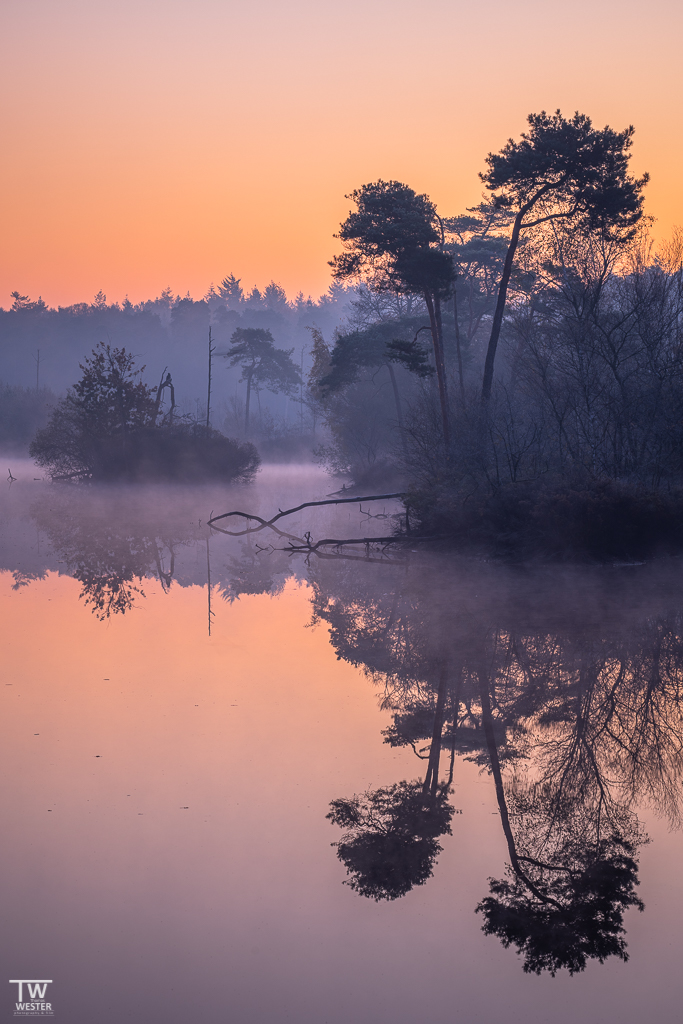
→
(475, 662, 645, 976)
(30, 494, 188, 618)
(5, 477, 683, 980)
(327, 658, 457, 901)
(25, 488, 299, 617)
(327, 779, 454, 901)
(312, 559, 683, 974)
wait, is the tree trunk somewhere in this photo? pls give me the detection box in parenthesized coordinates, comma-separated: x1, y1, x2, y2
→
(155, 367, 168, 420)
(477, 664, 517, 867)
(434, 294, 448, 398)
(245, 373, 252, 436)
(481, 208, 525, 402)
(206, 327, 213, 430)
(423, 660, 449, 797)
(386, 361, 407, 455)
(446, 661, 464, 785)
(477, 662, 560, 906)
(424, 290, 450, 444)
(453, 292, 464, 398)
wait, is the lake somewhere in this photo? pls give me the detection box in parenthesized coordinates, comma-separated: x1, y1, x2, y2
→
(1, 463, 682, 1023)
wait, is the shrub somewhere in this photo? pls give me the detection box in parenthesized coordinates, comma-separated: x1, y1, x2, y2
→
(29, 343, 260, 483)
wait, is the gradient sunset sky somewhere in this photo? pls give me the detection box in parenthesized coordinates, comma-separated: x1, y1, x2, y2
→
(2, 0, 681, 307)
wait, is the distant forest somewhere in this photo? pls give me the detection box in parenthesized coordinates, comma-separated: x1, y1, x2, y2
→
(0, 278, 355, 425)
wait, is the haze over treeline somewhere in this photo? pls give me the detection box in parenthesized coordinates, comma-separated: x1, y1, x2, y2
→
(0, 278, 354, 407)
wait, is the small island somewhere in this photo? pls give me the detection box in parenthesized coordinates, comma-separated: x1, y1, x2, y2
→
(29, 343, 260, 483)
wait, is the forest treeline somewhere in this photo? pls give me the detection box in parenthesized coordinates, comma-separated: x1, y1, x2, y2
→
(0, 278, 355, 456)
(0, 276, 359, 461)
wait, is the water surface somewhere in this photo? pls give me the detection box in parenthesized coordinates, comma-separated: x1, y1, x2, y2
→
(1, 465, 682, 1023)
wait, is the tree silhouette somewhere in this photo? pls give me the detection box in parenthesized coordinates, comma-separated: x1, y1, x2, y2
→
(29, 342, 259, 481)
(476, 834, 644, 976)
(315, 319, 433, 454)
(327, 651, 458, 900)
(30, 343, 157, 479)
(479, 110, 648, 400)
(224, 327, 300, 435)
(310, 556, 681, 971)
(327, 780, 454, 901)
(475, 661, 645, 975)
(330, 180, 455, 442)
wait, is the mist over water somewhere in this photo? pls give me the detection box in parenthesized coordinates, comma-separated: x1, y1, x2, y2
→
(2, 463, 683, 1023)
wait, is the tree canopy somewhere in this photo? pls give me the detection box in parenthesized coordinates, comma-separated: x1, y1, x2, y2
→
(318, 321, 433, 396)
(330, 180, 453, 295)
(480, 110, 649, 399)
(327, 781, 454, 901)
(476, 835, 644, 976)
(330, 179, 455, 442)
(481, 111, 647, 235)
(225, 327, 300, 434)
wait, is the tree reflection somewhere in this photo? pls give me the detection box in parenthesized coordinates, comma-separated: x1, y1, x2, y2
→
(312, 558, 683, 974)
(26, 490, 299, 619)
(476, 829, 643, 975)
(19, 497, 683, 973)
(218, 539, 296, 601)
(328, 657, 457, 900)
(30, 494, 189, 618)
(327, 779, 454, 901)
(475, 662, 645, 975)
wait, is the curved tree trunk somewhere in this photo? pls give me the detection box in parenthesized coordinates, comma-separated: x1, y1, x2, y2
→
(477, 662, 561, 907)
(481, 208, 525, 402)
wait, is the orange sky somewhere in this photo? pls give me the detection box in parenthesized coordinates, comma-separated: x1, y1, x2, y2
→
(1, 0, 681, 308)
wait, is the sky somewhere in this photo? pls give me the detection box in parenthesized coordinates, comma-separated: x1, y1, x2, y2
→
(1, 0, 681, 307)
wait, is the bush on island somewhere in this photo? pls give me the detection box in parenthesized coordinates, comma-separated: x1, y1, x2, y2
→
(29, 343, 260, 483)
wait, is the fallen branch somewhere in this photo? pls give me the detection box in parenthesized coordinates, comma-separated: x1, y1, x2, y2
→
(208, 492, 405, 527)
(206, 492, 435, 553)
(208, 517, 303, 542)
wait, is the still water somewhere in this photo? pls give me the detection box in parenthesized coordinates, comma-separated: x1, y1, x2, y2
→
(1, 464, 682, 1023)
